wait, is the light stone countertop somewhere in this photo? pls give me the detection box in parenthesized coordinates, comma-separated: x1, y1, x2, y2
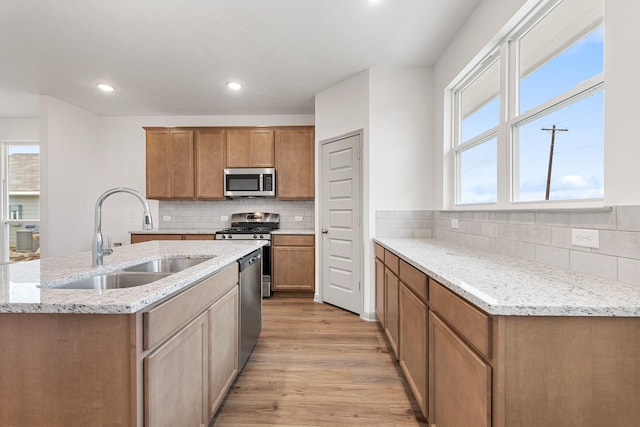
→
(0, 240, 266, 314)
(272, 229, 315, 235)
(130, 229, 219, 234)
(375, 237, 640, 317)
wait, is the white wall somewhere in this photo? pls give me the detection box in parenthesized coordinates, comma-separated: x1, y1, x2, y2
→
(369, 67, 433, 212)
(0, 118, 39, 140)
(315, 67, 432, 319)
(432, 0, 640, 208)
(39, 96, 102, 258)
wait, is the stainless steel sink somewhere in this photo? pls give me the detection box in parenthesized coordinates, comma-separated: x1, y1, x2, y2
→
(123, 256, 212, 273)
(56, 271, 171, 290)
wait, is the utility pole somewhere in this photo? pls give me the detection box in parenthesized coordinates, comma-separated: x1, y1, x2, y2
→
(542, 124, 568, 200)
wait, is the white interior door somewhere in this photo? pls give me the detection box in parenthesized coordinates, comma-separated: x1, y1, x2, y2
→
(320, 132, 362, 314)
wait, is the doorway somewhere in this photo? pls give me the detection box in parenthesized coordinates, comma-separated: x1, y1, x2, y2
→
(319, 131, 362, 314)
(1, 142, 40, 263)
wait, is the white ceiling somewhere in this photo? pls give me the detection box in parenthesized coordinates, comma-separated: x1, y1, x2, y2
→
(0, 0, 480, 117)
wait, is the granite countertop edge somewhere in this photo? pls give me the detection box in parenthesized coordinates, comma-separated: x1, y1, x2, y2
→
(374, 237, 640, 317)
(0, 240, 266, 315)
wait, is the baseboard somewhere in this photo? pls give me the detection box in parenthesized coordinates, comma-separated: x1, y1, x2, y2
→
(360, 310, 379, 322)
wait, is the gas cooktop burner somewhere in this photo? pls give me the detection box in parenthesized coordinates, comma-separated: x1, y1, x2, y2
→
(215, 212, 280, 241)
(218, 226, 273, 234)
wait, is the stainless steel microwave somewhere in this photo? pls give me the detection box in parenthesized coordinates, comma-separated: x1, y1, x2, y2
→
(224, 168, 276, 197)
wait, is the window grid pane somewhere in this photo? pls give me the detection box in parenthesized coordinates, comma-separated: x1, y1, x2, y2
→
(458, 138, 498, 204)
(514, 90, 603, 201)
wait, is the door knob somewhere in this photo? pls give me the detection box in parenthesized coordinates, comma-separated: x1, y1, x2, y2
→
(321, 228, 328, 234)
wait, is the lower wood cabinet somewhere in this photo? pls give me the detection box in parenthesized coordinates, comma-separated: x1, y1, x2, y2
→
(272, 234, 315, 292)
(145, 312, 208, 427)
(399, 282, 428, 418)
(207, 287, 238, 417)
(429, 311, 491, 427)
(384, 266, 399, 359)
(374, 256, 385, 327)
(131, 234, 215, 244)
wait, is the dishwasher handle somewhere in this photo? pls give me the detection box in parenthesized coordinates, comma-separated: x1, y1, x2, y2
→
(238, 250, 262, 272)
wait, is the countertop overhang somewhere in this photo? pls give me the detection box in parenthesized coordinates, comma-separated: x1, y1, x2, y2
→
(375, 237, 640, 317)
(0, 240, 266, 314)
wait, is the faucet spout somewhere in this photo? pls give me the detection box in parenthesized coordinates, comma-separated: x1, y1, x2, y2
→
(93, 187, 153, 267)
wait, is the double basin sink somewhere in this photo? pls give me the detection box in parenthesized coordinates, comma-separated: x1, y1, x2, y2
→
(55, 257, 212, 290)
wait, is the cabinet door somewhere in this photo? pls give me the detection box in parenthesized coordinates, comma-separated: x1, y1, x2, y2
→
(384, 267, 399, 359)
(145, 312, 208, 427)
(208, 286, 239, 418)
(226, 130, 251, 167)
(195, 130, 226, 199)
(375, 257, 385, 327)
(170, 130, 195, 198)
(430, 312, 491, 427)
(272, 246, 315, 291)
(399, 283, 428, 418)
(146, 130, 171, 198)
(275, 128, 314, 199)
(250, 129, 275, 167)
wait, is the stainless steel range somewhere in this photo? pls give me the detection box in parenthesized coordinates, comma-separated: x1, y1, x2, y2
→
(215, 212, 279, 298)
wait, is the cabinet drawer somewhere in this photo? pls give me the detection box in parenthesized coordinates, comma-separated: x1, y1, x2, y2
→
(399, 259, 427, 304)
(375, 243, 384, 260)
(144, 264, 238, 350)
(272, 234, 314, 246)
(429, 278, 492, 359)
(384, 250, 399, 275)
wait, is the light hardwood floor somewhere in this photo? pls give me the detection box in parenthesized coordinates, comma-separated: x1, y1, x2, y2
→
(212, 297, 427, 426)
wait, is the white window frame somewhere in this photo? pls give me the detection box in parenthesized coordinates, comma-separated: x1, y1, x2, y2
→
(448, 0, 605, 210)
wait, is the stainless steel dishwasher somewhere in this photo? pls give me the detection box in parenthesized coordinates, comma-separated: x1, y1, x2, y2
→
(238, 249, 262, 371)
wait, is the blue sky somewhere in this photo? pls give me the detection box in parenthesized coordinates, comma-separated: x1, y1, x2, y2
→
(459, 25, 604, 204)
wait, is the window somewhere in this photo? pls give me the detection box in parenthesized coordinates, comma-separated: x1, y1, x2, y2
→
(455, 56, 500, 204)
(451, 0, 604, 207)
(2, 142, 40, 263)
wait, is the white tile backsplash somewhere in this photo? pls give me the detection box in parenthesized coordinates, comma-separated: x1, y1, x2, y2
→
(429, 206, 640, 285)
(159, 199, 314, 230)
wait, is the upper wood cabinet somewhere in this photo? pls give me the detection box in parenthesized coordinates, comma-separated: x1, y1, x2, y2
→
(145, 126, 314, 201)
(146, 129, 195, 199)
(275, 127, 315, 200)
(226, 129, 275, 168)
(195, 129, 226, 200)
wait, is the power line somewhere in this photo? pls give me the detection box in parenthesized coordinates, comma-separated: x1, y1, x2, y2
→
(542, 125, 569, 200)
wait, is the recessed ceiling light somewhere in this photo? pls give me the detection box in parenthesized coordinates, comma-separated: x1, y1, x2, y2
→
(97, 83, 115, 92)
(227, 81, 242, 90)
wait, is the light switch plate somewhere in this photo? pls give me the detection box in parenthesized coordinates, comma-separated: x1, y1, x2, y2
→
(221, 215, 229, 221)
(295, 216, 303, 222)
(162, 215, 171, 221)
(451, 219, 459, 229)
(571, 228, 600, 248)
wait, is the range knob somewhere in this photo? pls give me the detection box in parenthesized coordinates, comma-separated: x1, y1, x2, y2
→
(228, 234, 233, 239)
(253, 234, 258, 239)
(220, 235, 226, 239)
(259, 234, 264, 239)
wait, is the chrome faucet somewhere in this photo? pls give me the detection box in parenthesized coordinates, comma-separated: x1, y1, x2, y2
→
(93, 187, 153, 267)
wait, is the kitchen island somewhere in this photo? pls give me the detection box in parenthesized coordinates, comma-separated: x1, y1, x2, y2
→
(0, 240, 265, 427)
(374, 237, 640, 427)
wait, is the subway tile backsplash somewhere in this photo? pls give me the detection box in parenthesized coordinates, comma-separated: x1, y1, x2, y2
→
(378, 206, 640, 286)
(159, 199, 314, 230)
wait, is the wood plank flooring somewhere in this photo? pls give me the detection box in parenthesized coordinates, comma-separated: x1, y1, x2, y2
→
(212, 297, 427, 426)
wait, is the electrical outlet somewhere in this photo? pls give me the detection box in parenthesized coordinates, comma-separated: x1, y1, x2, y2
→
(571, 228, 600, 248)
(221, 215, 229, 221)
(451, 219, 459, 229)
(162, 215, 171, 221)
(295, 216, 303, 222)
